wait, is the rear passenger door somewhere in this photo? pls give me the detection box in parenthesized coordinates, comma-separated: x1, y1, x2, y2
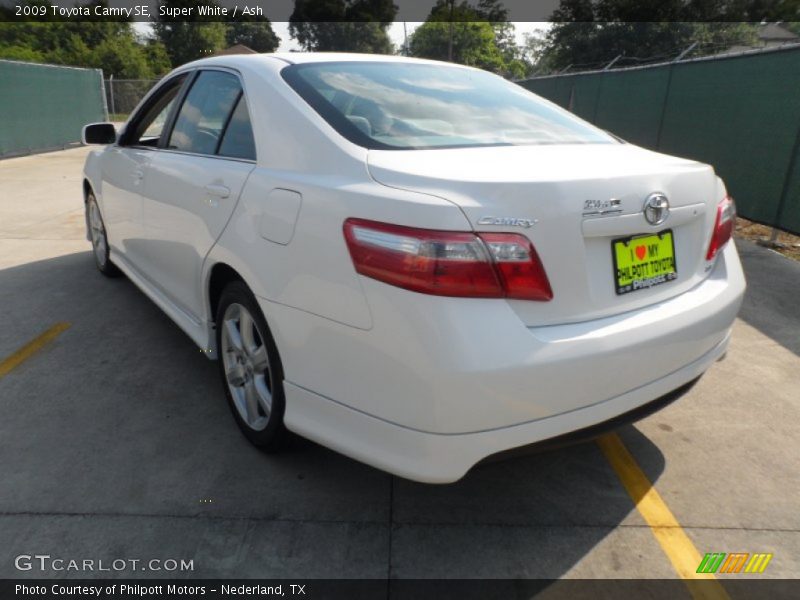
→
(139, 68, 257, 321)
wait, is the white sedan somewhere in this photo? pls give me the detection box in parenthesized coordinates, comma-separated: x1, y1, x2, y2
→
(82, 53, 745, 483)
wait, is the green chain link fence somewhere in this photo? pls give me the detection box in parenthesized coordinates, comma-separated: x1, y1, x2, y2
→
(0, 59, 107, 159)
(519, 45, 800, 236)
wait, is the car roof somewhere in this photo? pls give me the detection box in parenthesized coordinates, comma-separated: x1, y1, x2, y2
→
(182, 52, 474, 70)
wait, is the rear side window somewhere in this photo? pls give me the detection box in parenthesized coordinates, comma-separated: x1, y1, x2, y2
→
(218, 96, 256, 161)
(168, 71, 242, 156)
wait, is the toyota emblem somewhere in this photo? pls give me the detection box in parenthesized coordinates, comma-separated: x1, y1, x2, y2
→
(643, 192, 669, 226)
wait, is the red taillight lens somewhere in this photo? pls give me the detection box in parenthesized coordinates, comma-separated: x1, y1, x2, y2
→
(478, 233, 553, 301)
(343, 219, 552, 301)
(706, 195, 736, 261)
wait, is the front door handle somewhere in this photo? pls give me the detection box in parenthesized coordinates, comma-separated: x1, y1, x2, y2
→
(204, 184, 230, 199)
(133, 169, 144, 180)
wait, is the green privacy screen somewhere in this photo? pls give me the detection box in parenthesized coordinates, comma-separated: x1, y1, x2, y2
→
(0, 60, 106, 159)
(519, 46, 800, 235)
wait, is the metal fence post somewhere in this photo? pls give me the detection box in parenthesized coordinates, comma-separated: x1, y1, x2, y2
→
(108, 75, 115, 119)
(603, 55, 622, 70)
(98, 69, 109, 122)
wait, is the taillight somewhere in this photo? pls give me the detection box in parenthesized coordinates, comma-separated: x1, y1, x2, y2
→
(706, 196, 736, 261)
(343, 219, 552, 301)
(478, 233, 553, 300)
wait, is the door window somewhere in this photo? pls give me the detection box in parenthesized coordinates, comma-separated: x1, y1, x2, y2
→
(167, 71, 242, 156)
(218, 96, 256, 161)
(124, 75, 187, 147)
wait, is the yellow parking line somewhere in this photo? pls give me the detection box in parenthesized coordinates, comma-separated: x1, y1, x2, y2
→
(597, 433, 731, 600)
(0, 322, 71, 379)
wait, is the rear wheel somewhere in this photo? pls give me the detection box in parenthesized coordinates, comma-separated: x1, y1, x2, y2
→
(86, 192, 120, 277)
(216, 281, 287, 450)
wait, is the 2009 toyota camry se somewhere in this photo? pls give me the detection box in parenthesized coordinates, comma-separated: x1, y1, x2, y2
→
(82, 53, 745, 483)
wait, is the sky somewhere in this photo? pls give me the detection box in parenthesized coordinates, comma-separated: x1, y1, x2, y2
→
(133, 22, 552, 52)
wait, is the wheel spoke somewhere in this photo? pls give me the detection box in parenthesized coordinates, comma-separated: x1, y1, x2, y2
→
(254, 375, 272, 417)
(88, 201, 108, 266)
(251, 345, 268, 372)
(244, 380, 260, 424)
(224, 318, 244, 353)
(239, 310, 256, 355)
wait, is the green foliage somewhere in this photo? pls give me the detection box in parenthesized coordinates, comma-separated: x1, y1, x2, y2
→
(540, 0, 767, 72)
(152, 21, 228, 66)
(0, 45, 46, 62)
(2, 0, 281, 76)
(90, 36, 153, 79)
(409, 0, 529, 78)
(152, 1, 228, 66)
(142, 41, 173, 77)
(289, 0, 397, 52)
(225, 21, 280, 53)
(0, 0, 170, 77)
(410, 21, 505, 71)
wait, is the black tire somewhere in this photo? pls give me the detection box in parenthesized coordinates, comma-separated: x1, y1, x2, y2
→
(215, 281, 287, 451)
(86, 192, 121, 277)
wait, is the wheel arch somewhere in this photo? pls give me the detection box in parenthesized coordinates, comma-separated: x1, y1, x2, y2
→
(82, 178, 95, 241)
(82, 178, 93, 202)
(207, 262, 246, 325)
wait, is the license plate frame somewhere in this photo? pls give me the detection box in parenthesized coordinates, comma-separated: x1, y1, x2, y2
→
(611, 229, 678, 295)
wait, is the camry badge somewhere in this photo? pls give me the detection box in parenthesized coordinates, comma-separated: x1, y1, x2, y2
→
(583, 198, 623, 217)
(643, 192, 669, 226)
(477, 216, 538, 228)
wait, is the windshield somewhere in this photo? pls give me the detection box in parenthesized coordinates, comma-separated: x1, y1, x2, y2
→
(281, 61, 617, 150)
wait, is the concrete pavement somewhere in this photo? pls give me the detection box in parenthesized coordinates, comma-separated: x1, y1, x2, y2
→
(0, 147, 798, 589)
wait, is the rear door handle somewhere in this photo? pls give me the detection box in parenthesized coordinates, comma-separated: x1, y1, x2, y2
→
(204, 184, 230, 199)
(133, 169, 144, 180)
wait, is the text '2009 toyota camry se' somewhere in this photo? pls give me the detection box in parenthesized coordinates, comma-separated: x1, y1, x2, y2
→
(82, 53, 745, 483)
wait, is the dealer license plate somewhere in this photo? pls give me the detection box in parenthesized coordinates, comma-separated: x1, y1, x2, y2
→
(612, 230, 677, 295)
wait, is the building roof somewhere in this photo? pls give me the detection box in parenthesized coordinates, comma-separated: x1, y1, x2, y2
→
(215, 44, 258, 56)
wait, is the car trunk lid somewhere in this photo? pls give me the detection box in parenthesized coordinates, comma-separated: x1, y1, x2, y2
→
(367, 143, 718, 326)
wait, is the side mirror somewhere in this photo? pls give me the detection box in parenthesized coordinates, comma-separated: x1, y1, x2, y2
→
(82, 123, 117, 145)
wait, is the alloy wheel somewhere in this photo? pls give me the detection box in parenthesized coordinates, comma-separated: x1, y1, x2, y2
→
(220, 302, 273, 431)
(88, 199, 108, 268)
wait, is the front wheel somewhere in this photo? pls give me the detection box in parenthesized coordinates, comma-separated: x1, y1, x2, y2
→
(86, 192, 120, 277)
(216, 281, 287, 451)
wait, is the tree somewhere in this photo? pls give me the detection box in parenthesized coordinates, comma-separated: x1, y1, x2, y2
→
(410, 21, 506, 72)
(0, 0, 167, 78)
(90, 36, 155, 79)
(289, 0, 397, 53)
(409, 0, 528, 77)
(142, 40, 173, 77)
(538, 0, 764, 72)
(225, 20, 280, 53)
(152, 0, 228, 66)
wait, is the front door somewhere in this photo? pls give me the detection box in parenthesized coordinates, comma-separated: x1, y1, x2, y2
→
(102, 74, 188, 269)
(140, 69, 257, 321)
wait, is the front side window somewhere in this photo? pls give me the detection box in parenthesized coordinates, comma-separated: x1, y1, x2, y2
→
(282, 62, 616, 150)
(168, 71, 242, 156)
(124, 75, 187, 147)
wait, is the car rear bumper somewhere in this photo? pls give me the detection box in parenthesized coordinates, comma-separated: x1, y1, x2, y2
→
(264, 242, 744, 482)
(283, 330, 730, 483)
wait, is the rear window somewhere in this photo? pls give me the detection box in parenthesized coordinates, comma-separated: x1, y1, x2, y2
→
(281, 62, 616, 150)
